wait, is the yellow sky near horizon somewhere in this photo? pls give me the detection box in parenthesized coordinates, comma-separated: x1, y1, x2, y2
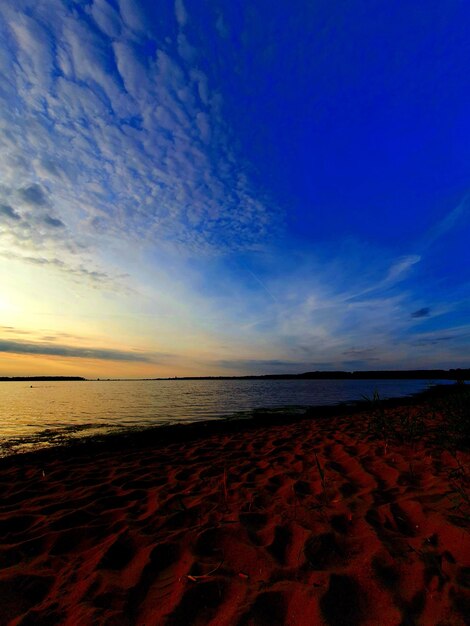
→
(0, 257, 268, 378)
(0, 353, 170, 379)
(0, 257, 209, 378)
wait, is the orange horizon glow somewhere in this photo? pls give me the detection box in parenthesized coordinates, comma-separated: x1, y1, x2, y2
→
(0, 353, 236, 379)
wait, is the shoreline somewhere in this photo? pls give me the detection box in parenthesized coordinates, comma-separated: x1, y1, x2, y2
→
(0, 383, 461, 468)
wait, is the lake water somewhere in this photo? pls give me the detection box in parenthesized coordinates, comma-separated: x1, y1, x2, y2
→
(0, 378, 450, 455)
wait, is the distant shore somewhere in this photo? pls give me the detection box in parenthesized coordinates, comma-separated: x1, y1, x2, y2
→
(1, 368, 469, 382)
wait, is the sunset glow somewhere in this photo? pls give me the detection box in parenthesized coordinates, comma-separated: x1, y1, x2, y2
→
(0, 1, 469, 377)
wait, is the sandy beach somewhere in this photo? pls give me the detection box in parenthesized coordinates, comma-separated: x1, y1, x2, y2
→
(0, 389, 469, 625)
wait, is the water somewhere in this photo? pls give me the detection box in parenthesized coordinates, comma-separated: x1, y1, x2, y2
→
(0, 378, 449, 455)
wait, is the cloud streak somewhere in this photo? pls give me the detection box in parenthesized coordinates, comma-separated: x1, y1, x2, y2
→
(0, 339, 155, 362)
(411, 307, 431, 319)
(422, 194, 470, 248)
(0, 251, 129, 290)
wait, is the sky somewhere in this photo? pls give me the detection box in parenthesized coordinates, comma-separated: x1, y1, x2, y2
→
(0, 0, 469, 378)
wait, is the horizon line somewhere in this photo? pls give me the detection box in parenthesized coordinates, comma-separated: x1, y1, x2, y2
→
(1, 367, 469, 382)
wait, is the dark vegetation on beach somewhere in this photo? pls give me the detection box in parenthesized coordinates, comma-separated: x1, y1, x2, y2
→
(363, 385, 470, 451)
(363, 385, 470, 525)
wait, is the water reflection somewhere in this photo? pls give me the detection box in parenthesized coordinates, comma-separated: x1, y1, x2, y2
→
(0, 378, 447, 455)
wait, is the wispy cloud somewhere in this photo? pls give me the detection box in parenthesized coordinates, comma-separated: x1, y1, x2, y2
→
(0, 204, 20, 221)
(214, 359, 334, 374)
(385, 255, 421, 283)
(411, 307, 431, 318)
(174, 0, 189, 28)
(422, 194, 470, 248)
(0, 251, 129, 290)
(410, 326, 470, 347)
(0, 339, 156, 362)
(202, 243, 469, 371)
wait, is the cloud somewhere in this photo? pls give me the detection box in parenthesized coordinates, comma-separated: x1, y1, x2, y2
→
(342, 347, 379, 358)
(413, 336, 453, 346)
(0, 251, 128, 290)
(7, 9, 54, 94)
(215, 13, 228, 39)
(175, 0, 188, 27)
(112, 40, 147, 101)
(343, 359, 381, 368)
(43, 215, 65, 228)
(18, 183, 48, 206)
(210, 242, 470, 372)
(423, 194, 470, 248)
(117, 0, 148, 35)
(410, 326, 470, 347)
(33, 158, 64, 180)
(0, 204, 21, 220)
(411, 307, 431, 318)
(0, 0, 275, 277)
(0, 325, 31, 335)
(385, 255, 421, 283)
(0, 339, 154, 362)
(89, 0, 122, 39)
(215, 359, 322, 374)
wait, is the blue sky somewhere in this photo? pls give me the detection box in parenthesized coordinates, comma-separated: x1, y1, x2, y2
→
(0, 0, 469, 376)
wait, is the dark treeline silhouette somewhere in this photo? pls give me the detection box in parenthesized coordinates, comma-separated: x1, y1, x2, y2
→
(160, 369, 470, 381)
(1, 370, 468, 382)
(0, 376, 86, 382)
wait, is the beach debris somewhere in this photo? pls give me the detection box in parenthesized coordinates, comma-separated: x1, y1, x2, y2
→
(184, 558, 224, 582)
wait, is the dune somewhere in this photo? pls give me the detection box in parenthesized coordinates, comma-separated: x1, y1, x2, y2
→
(0, 390, 469, 625)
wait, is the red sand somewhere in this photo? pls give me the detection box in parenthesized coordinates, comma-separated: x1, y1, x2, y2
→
(0, 402, 469, 625)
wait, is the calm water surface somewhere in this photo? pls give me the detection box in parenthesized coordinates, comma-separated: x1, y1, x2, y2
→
(0, 378, 449, 455)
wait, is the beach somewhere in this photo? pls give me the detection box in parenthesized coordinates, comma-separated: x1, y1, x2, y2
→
(0, 389, 468, 625)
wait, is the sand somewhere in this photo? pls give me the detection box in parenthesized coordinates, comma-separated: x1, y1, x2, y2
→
(0, 396, 469, 625)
